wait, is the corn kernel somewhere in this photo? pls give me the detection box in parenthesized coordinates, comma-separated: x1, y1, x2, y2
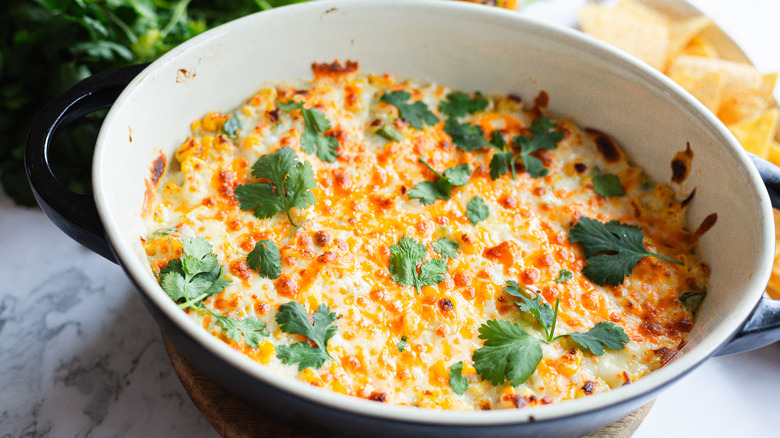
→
(257, 340, 275, 364)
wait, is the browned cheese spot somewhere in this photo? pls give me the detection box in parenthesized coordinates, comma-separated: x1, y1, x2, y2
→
(671, 142, 694, 184)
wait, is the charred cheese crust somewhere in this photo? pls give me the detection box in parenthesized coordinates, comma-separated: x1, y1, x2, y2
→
(142, 61, 709, 410)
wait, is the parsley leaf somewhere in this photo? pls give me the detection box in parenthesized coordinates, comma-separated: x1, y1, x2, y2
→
(221, 113, 241, 139)
(210, 313, 269, 349)
(408, 158, 471, 205)
(246, 240, 282, 279)
(504, 281, 558, 342)
(398, 336, 408, 352)
(279, 101, 339, 162)
(466, 196, 489, 225)
(439, 92, 488, 118)
(432, 237, 459, 259)
(568, 217, 684, 286)
(592, 168, 625, 197)
(448, 361, 469, 395)
(160, 237, 231, 309)
(380, 91, 439, 130)
(555, 269, 573, 283)
(472, 319, 543, 386)
(275, 302, 338, 370)
(389, 236, 448, 295)
(567, 322, 629, 356)
(234, 147, 316, 227)
(444, 118, 491, 152)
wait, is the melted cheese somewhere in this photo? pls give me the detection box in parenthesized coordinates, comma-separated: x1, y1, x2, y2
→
(142, 61, 709, 410)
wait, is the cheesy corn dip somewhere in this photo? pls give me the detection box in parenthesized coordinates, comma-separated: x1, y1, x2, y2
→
(142, 60, 712, 410)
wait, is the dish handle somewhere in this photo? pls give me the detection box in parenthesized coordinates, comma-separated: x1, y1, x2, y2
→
(714, 154, 780, 356)
(24, 64, 148, 264)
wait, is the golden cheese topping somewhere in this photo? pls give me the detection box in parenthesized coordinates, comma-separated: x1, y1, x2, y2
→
(142, 61, 710, 410)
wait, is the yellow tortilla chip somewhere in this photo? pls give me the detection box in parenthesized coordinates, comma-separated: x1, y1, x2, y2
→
(679, 35, 719, 58)
(668, 69, 724, 113)
(728, 108, 780, 158)
(668, 15, 713, 60)
(668, 55, 769, 99)
(767, 140, 780, 167)
(717, 73, 777, 125)
(578, 2, 670, 71)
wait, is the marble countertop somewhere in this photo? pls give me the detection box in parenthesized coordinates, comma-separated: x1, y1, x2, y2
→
(1, 1, 778, 436)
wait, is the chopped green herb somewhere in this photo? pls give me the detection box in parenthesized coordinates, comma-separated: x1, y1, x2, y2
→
(377, 123, 404, 142)
(279, 100, 339, 162)
(398, 335, 408, 352)
(555, 269, 573, 284)
(515, 116, 564, 178)
(380, 91, 439, 130)
(221, 113, 241, 138)
(444, 118, 491, 152)
(472, 319, 543, 386)
(432, 237, 459, 259)
(448, 361, 469, 395)
(246, 240, 282, 279)
(679, 291, 707, 315)
(466, 196, 489, 225)
(408, 158, 470, 205)
(568, 322, 630, 356)
(439, 92, 488, 118)
(389, 236, 448, 295)
(275, 302, 338, 370)
(568, 217, 684, 286)
(504, 281, 558, 342)
(592, 168, 625, 197)
(234, 147, 316, 227)
(211, 313, 269, 349)
(148, 228, 175, 240)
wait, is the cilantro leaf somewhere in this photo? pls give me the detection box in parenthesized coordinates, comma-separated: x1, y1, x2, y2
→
(466, 196, 489, 225)
(555, 269, 573, 283)
(504, 281, 557, 341)
(211, 313, 269, 348)
(380, 91, 439, 130)
(491, 116, 563, 179)
(439, 92, 488, 118)
(398, 336, 408, 352)
(448, 361, 469, 395)
(279, 101, 339, 162)
(159, 237, 232, 308)
(389, 236, 448, 294)
(432, 237, 459, 259)
(246, 240, 282, 279)
(444, 118, 491, 152)
(566, 322, 629, 356)
(592, 168, 625, 197)
(234, 147, 316, 227)
(221, 113, 241, 139)
(275, 302, 338, 370)
(472, 319, 543, 386)
(568, 217, 683, 286)
(489, 151, 515, 180)
(408, 159, 470, 205)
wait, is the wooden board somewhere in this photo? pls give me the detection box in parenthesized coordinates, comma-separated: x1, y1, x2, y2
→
(163, 335, 654, 438)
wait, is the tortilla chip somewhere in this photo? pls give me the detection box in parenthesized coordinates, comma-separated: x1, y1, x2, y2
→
(679, 35, 719, 58)
(578, 2, 670, 71)
(767, 140, 780, 167)
(668, 16, 713, 60)
(668, 56, 768, 98)
(717, 73, 777, 124)
(728, 108, 780, 158)
(668, 69, 724, 113)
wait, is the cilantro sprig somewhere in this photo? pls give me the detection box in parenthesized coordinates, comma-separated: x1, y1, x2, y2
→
(489, 116, 563, 179)
(466, 196, 489, 225)
(234, 147, 316, 227)
(432, 237, 459, 259)
(246, 240, 282, 280)
(159, 237, 269, 348)
(380, 91, 439, 130)
(389, 236, 448, 295)
(439, 92, 488, 118)
(471, 280, 629, 386)
(444, 118, 491, 152)
(275, 302, 339, 370)
(278, 100, 339, 162)
(448, 361, 469, 395)
(408, 158, 471, 205)
(568, 217, 684, 286)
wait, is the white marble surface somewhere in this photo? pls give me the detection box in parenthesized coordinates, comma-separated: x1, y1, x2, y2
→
(1, 1, 779, 437)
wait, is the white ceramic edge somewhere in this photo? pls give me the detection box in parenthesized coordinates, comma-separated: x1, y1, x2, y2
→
(93, 0, 775, 426)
